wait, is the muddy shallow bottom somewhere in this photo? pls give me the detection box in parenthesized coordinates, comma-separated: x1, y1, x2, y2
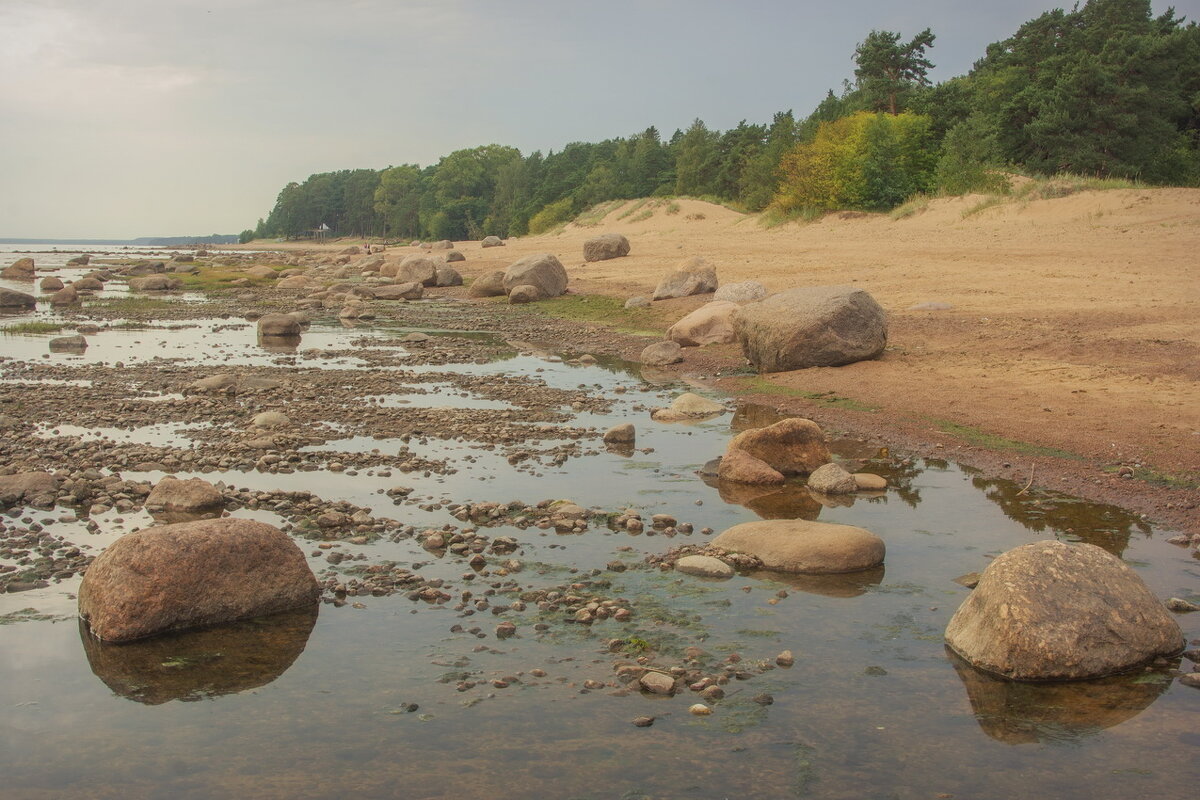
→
(0, 288, 1197, 800)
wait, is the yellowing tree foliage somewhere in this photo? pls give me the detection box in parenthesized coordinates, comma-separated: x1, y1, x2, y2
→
(772, 111, 937, 212)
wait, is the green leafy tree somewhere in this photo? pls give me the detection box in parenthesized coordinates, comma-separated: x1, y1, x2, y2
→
(854, 28, 936, 115)
(773, 111, 936, 211)
(373, 165, 423, 239)
(673, 119, 721, 196)
(968, 0, 1199, 182)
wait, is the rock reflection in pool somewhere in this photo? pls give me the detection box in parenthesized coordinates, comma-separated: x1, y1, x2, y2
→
(706, 477, 823, 520)
(257, 334, 301, 353)
(80, 604, 318, 705)
(947, 648, 1173, 744)
(746, 565, 885, 598)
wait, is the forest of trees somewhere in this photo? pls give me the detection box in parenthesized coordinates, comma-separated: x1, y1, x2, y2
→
(244, 0, 1200, 243)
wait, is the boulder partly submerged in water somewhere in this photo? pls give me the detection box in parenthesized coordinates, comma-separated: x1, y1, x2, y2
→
(79, 517, 320, 642)
(945, 541, 1183, 681)
(650, 392, 724, 422)
(0, 287, 36, 308)
(711, 519, 885, 574)
(723, 417, 830, 479)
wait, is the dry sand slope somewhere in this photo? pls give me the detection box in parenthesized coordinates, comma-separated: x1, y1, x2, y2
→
(500, 190, 1200, 488)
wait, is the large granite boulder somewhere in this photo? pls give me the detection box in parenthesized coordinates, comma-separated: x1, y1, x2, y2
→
(436, 266, 464, 286)
(144, 476, 224, 517)
(725, 417, 830, 477)
(0, 288, 36, 308)
(717, 448, 785, 485)
(650, 392, 724, 422)
(481, 235, 505, 248)
(396, 255, 440, 287)
(666, 301, 739, 347)
(652, 256, 717, 300)
(257, 314, 302, 336)
(373, 282, 423, 300)
(807, 463, 858, 494)
(354, 255, 384, 273)
(502, 253, 568, 298)
(583, 233, 630, 262)
(508, 284, 542, 304)
(734, 285, 887, 372)
(128, 275, 183, 291)
(78, 517, 320, 642)
(49, 285, 80, 305)
(73, 276, 104, 291)
(0, 471, 59, 508)
(1, 257, 35, 280)
(640, 340, 683, 366)
(468, 270, 507, 298)
(711, 519, 885, 574)
(40, 276, 64, 291)
(245, 265, 277, 280)
(944, 541, 1184, 681)
(49, 335, 87, 353)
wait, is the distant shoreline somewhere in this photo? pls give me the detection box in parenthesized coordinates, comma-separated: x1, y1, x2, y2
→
(0, 236, 237, 247)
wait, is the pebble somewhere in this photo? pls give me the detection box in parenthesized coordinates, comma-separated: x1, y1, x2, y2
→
(688, 704, 712, 716)
(632, 716, 655, 727)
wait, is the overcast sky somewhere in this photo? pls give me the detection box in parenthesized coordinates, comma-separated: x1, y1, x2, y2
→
(2, 0, 1194, 238)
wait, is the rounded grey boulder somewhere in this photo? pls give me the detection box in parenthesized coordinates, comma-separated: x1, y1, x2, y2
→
(734, 285, 887, 372)
(508, 284, 543, 304)
(652, 256, 717, 300)
(945, 541, 1183, 681)
(257, 314, 302, 336)
(0, 288, 36, 308)
(78, 517, 320, 642)
(711, 519, 885, 574)
(468, 270, 507, 298)
(396, 255, 440, 287)
(640, 340, 683, 366)
(583, 233, 630, 262)
(502, 253, 568, 298)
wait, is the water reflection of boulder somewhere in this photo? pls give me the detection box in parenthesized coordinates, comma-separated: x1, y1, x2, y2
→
(257, 334, 301, 353)
(964, 470, 1150, 557)
(81, 604, 318, 705)
(730, 402, 795, 432)
(747, 565, 885, 598)
(947, 648, 1171, 745)
(704, 476, 822, 520)
(605, 442, 636, 458)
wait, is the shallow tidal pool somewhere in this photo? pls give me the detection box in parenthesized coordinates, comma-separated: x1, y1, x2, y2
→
(0, 290, 1197, 800)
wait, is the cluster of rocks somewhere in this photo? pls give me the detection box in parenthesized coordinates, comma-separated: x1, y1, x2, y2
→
(469, 252, 570, 305)
(623, 250, 889, 374)
(0, 515, 93, 593)
(614, 641, 791, 713)
(645, 544, 763, 575)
